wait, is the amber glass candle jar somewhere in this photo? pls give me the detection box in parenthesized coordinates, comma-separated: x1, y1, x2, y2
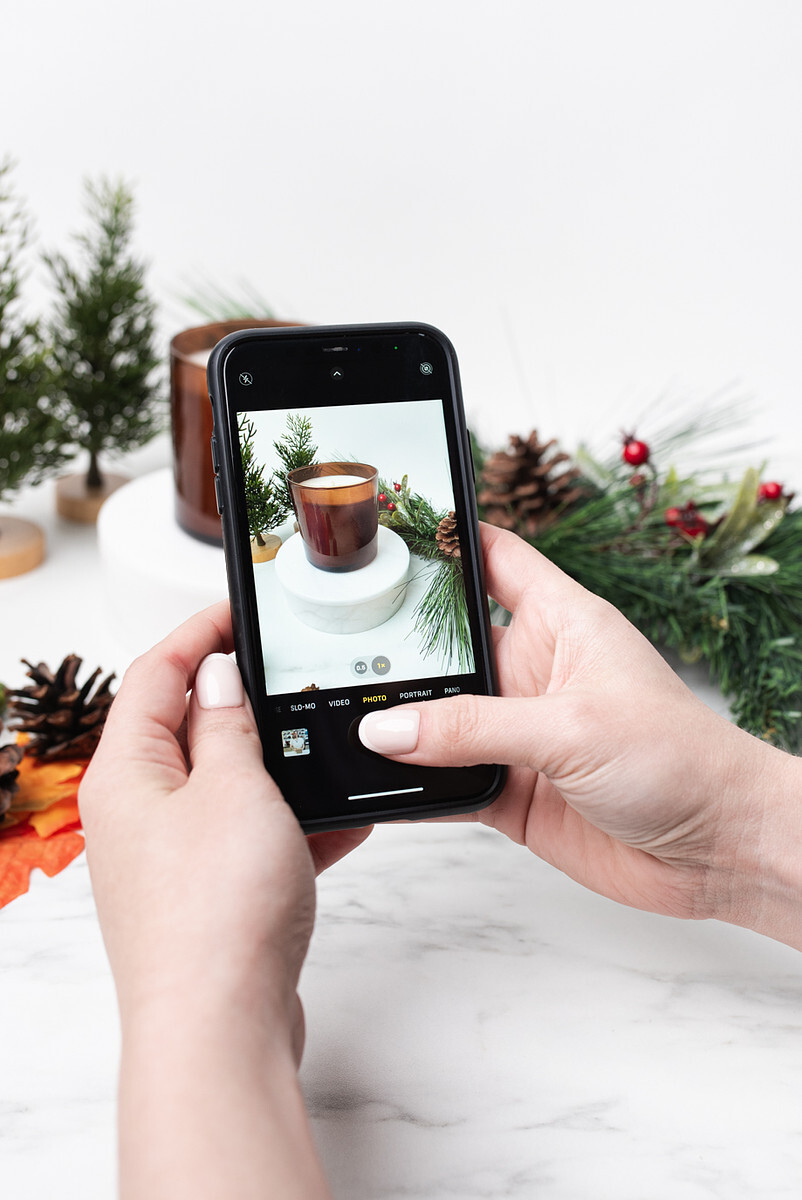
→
(288, 462, 379, 571)
(170, 318, 301, 543)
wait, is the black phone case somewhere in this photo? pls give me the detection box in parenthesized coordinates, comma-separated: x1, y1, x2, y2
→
(207, 322, 505, 831)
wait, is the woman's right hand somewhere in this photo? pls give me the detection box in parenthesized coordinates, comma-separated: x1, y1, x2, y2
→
(360, 524, 802, 948)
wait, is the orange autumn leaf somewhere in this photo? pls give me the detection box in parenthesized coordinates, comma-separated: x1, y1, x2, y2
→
(0, 823, 85, 908)
(28, 795, 81, 838)
(10, 754, 87, 816)
(0, 747, 88, 907)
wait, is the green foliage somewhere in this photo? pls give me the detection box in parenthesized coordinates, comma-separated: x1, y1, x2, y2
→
(721, 510, 802, 745)
(379, 475, 473, 671)
(378, 473, 442, 552)
(238, 415, 286, 542)
(0, 162, 70, 502)
(177, 276, 275, 322)
(273, 414, 318, 514)
(45, 177, 163, 489)
(694, 467, 784, 577)
(490, 419, 802, 752)
(412, 556, 474, 673)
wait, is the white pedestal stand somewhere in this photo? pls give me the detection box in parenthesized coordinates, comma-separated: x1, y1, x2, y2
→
(274, 525, 410, 633)
(97, 468, 228, 658)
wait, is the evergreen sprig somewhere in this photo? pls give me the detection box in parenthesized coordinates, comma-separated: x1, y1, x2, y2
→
(177, 276, 275, 323)
(273, 414, 318, 514)
(412, 556, 474, 674)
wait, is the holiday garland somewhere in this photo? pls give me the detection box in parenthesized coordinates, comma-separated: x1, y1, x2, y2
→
(475, 416, 802, 752)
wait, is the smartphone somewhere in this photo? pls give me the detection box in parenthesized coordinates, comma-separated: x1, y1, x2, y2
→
(207, 322, 504, 831)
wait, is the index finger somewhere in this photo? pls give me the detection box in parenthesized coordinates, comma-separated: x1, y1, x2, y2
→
(480, 522, 581, 613)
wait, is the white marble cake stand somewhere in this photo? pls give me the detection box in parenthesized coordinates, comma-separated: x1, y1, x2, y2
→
(274, 525, 410, 633)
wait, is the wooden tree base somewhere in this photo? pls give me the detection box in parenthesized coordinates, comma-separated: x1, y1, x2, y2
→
(251, 534, 282, 563)
(0, 516, 46, 579)
(56, 473, 129, 523)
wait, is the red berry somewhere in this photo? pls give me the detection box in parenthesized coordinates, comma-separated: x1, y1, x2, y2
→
(759, 480, 783, 501)
(667, 501, 708, 539)
(679, 503, 708, 538)
(629, 472, 647, 488)
(378, 492, 387, 503)
(386, 501, 396, 512)
(622, 438, 650, 467)
(394, 482, 402, 493)
(681, 517, 708, 538)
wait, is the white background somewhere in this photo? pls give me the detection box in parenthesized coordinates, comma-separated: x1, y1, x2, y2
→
(4, 0, 802, 483)
(247, 398, 454, 507)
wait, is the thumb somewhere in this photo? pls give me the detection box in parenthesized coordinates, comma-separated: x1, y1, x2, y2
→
(187, 653, 266, 777)
(358, 693, 569, 773)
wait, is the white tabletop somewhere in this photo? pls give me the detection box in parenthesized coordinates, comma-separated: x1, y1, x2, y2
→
(2, 444, 801, 1200)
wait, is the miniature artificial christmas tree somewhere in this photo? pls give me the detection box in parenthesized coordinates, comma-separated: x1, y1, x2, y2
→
(238, 414, 287, 561)
(45, 177, 164, 522)
(0, 162, 70, 577)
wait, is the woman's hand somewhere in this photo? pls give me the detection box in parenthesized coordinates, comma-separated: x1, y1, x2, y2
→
(79, 601, 367, 1200)
(360, 524, 802, 947)
(80, 599, 368, 1037)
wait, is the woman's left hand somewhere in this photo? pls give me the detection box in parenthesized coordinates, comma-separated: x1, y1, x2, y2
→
(79, 600, 371, 1051)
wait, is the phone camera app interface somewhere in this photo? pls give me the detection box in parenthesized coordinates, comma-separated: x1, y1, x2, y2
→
(237, 396, 476, 714)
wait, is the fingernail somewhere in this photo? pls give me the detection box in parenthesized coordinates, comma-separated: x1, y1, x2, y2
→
(195, 654, 245, 709)
(358, 709, 420, 755)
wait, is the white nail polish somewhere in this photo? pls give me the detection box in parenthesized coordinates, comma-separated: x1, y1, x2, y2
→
(359, 709, 420, 755)
(195, 654, 244, 709)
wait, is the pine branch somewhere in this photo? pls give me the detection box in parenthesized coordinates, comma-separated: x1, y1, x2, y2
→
(273, 414, 318, 513)
(176, 276, 275, 322)
(412, 557, 474, 674)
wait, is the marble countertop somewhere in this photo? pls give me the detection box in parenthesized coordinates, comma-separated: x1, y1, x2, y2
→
(3, 454, 802, 1199)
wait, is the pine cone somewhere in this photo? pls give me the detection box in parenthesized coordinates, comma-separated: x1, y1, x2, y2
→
(477, 430, 584, 537)
(0, 744, 25, 821)
(435, 512, 461, 558)
(7, 656, 116, 760)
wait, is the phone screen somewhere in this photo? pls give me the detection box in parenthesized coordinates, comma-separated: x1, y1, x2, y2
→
(211, 325, 502, 829)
